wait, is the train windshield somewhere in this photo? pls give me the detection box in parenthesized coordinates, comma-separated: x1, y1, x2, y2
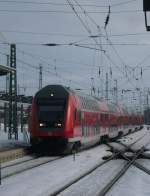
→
(37, 99, 66, 129)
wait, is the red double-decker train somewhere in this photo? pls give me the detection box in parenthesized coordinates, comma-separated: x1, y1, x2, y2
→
(29, 85, 144, 153)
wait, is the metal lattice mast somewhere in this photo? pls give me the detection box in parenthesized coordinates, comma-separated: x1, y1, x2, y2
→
(8, 44, 18, 140)
(6, 55, 9, 94)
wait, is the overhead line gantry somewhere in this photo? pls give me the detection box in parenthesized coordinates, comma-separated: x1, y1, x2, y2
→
(0, 44, 18, 140)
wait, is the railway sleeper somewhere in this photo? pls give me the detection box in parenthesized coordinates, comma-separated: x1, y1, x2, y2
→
(121, 152, 150, 175)
(97, 147, 145, 196)
(104, 143, 150, 177)
(100, 135, 109, 144)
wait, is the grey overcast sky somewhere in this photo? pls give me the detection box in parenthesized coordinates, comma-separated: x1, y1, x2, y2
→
(0, 0, 149, 108)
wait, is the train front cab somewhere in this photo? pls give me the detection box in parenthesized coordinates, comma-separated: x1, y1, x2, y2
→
(29, 85, 77, 151)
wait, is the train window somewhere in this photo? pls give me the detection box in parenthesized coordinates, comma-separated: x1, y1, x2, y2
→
(87, 127, 89, 137)
(98, 114, 101, 121)
(84, 127, 86, 137)
(80, 97, 84, 109)
(74, 109, 77, 122)
(91, 101, 94, 110)
(101, 113, 106, 121)
(94, 126, 96, 135)
(78, 110, 82, 121)
(91, 102, 93, 110)
(37, 98, 66, 129)
(84, 100, 86, 109)
(82, 125, 84, 136)
(87, 126, 89, 137)
(84, 126, 86, 137)
(101, 114, 103, 121)
(84, 98, 86, 109)
(105, 114, 109, 121)
(86, 99, 88, 110)
(88, 100, 91, 110)
(83, 126, 85, 136)
(39, 105, 64, 111)
(81, 97, 83, 108)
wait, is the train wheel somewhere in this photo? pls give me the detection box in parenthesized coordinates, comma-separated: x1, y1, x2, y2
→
(118, 131, 123, 137)
(100, 135, 109, 144)
(128, 129, 132, 134)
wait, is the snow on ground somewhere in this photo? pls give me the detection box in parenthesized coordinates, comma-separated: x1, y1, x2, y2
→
(0, 123, 30, 148)
(58, 127, 150, 196)
(0, 126, 150, 196)
(0, 145, 111, 196)
(137, 159, 150, 170)
(106, 166, 150, 196)
(2, 156, 60, 179)
(106, 127, 150, 152)
(58, 159, 126, 196)
(118, 127, 150, 150)
(105, 127, 150, 196)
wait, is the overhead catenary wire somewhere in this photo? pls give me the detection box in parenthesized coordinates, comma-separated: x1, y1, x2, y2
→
(2, 41, 150, 46)
(0, 0, 108, 8)
(68, 0, 137, 89)
(0, 46, 90, 90)
(0, 38, 148, 87)
(74, 0, 142, 89)
(0, 0, 147, 102)
(18, 58, 89, 89)
(0, 0, 137, 8)
(65, 0, 138, 97)
(69, 0, 105, 94)
(0, 9, 143, 14)
(0, 29, 149, 38)
(111, 0, 137, 7)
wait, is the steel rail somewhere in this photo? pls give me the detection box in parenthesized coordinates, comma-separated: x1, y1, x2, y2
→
(49, 154, 121, 196)
(109, 130, 149, 152)
(50, 130, 148, 195)
(2, 154, 40, 169)
(105, 136, 150, 182)
(2, 156, 62, 179)
(121, 153, 150, 175)
(96, 147, 145, 196)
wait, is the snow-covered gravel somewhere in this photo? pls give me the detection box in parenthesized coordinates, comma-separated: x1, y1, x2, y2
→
(106, 166, 150, 196)
(0, 126, 150, 196)
(118, 128, 150, 149)
(58, 159, 126, 196)
(2, 156, 60, 179)
(0, 145, 111, 196)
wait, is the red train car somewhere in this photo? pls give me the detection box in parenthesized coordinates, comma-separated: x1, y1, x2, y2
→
(29, 85, 144, 153)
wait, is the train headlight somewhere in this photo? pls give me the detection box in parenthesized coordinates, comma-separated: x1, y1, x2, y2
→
(57, 123, 62, 127)
(39, 123, 44, 127)
(55, 123, 62, 127)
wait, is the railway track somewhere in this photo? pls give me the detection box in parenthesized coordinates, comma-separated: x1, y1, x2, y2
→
(1, 155, 62, 179)
(96, 146, 146, 196)
(49, 130, 150, 196)
(0, 127, 148, 193)
(96, 141, 150, 196)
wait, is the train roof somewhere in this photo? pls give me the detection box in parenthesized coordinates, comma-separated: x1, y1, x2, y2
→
(34, 85, 141, 115)
(35, 85, 69, 99)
